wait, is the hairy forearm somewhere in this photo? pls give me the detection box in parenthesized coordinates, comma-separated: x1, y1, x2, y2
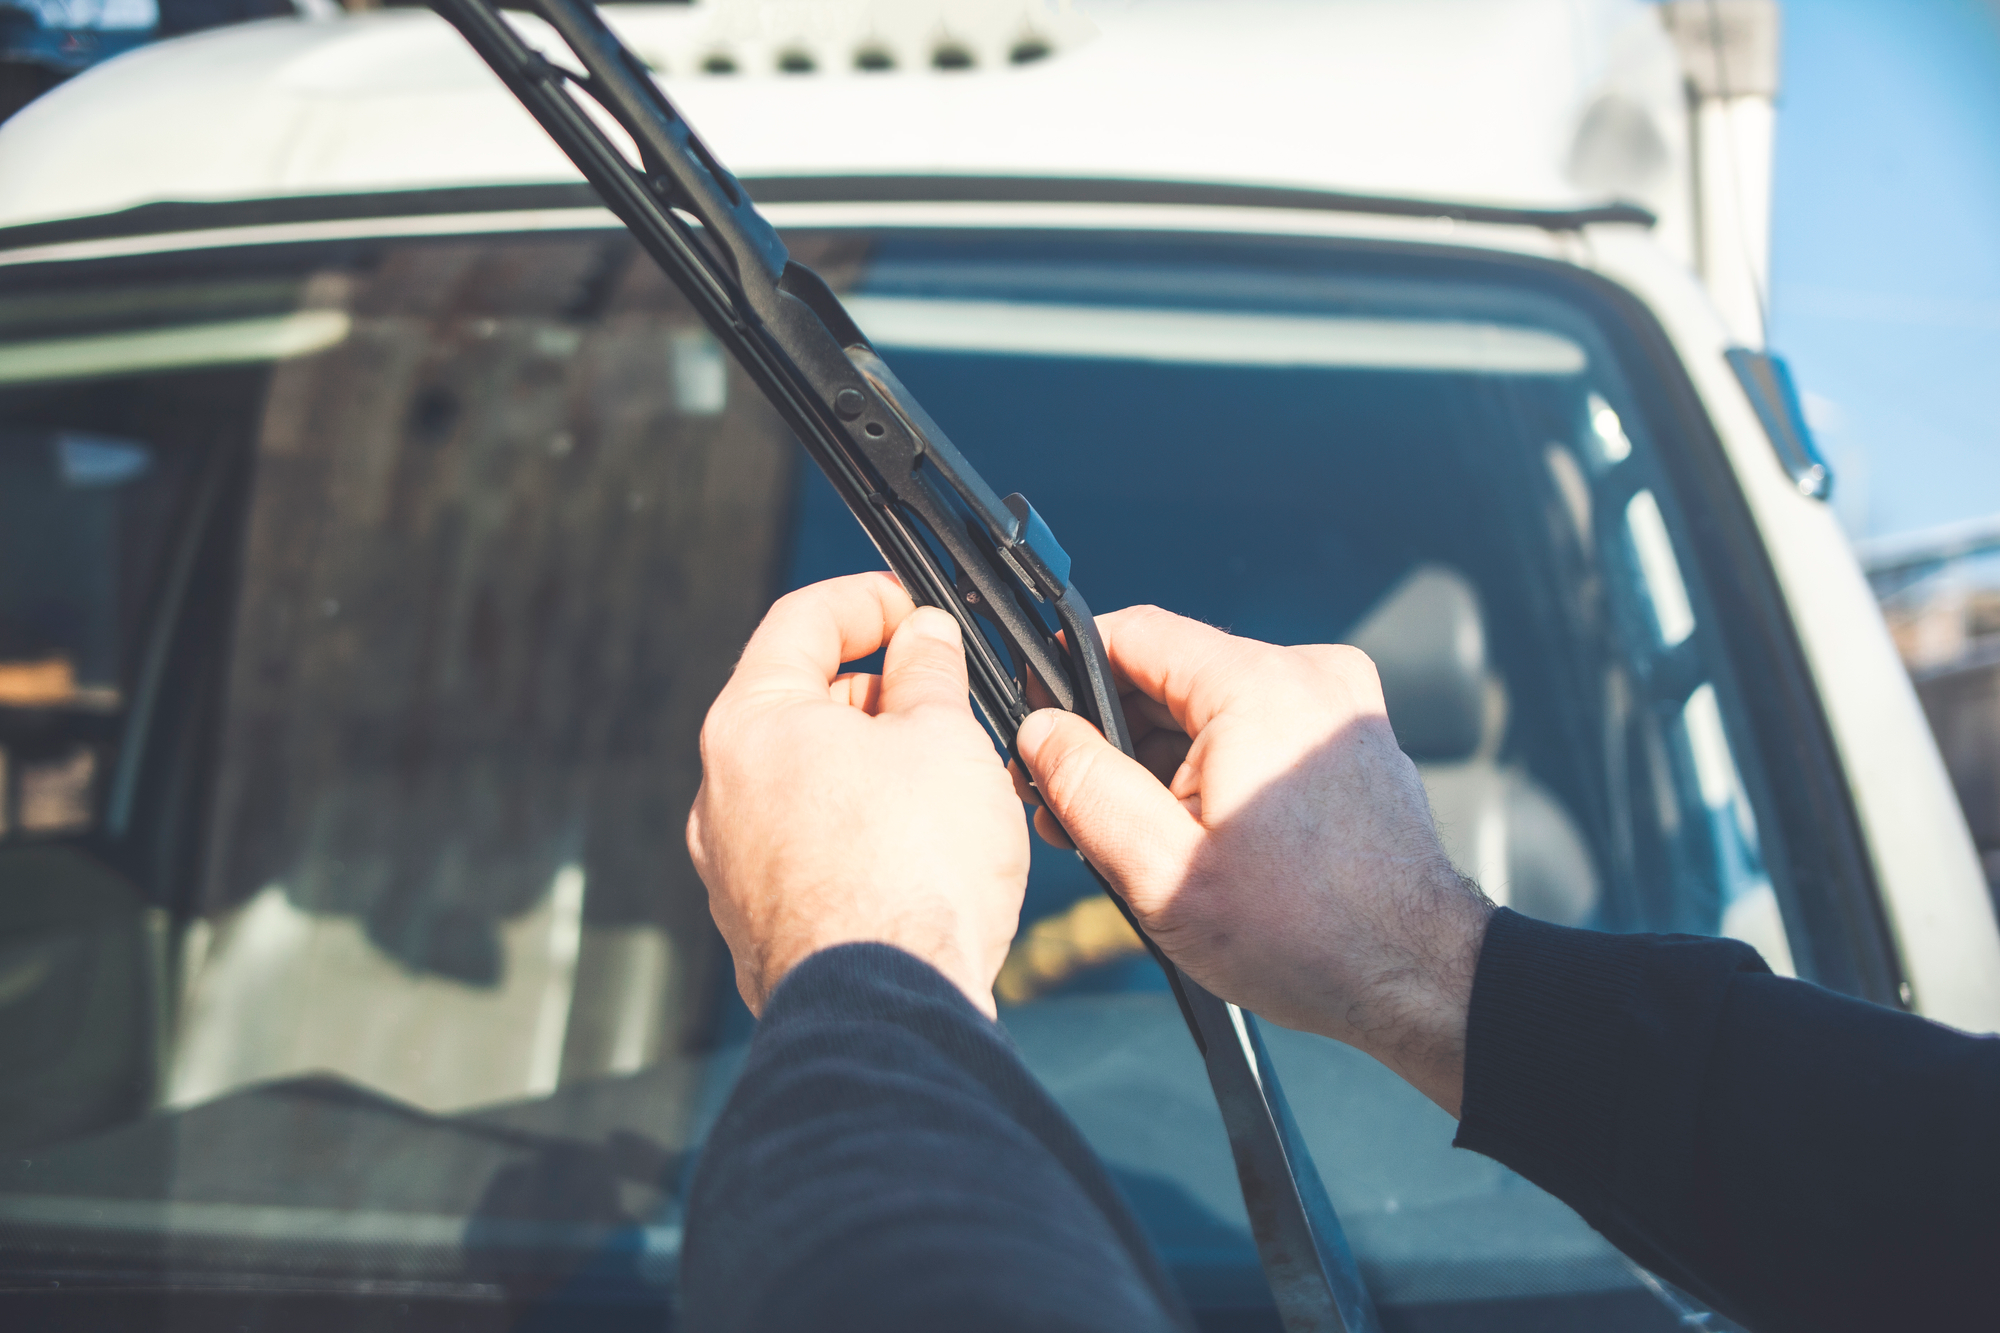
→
(1313, 871, 1493, 1118)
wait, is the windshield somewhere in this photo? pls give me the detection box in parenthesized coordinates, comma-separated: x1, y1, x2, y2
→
(0, 223, 1826, 1328)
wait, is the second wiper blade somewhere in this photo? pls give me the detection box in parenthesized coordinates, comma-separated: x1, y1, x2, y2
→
(426, 3, 1380, 1328)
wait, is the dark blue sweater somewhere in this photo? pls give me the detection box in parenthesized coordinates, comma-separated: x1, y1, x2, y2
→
(683, 909, 2000, 1332)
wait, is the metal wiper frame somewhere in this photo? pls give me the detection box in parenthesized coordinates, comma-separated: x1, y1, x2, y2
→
(427, 3, 1379, 1327)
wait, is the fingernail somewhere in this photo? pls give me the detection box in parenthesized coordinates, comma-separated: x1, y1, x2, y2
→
(907, 606, 962, 644)
(1016, 708, 1058, 754)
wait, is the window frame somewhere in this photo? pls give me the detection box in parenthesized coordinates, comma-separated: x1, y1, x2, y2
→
(0, 207, 1905, 1328)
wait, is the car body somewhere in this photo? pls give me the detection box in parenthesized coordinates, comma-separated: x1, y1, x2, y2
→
(1, 2, 1994, 1329)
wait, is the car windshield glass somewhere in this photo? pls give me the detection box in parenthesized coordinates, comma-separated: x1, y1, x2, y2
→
(0, 225, 1807, 1328)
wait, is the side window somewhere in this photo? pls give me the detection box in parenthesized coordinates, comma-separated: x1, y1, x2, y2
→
(1, 311, 265, 1148)
(0, 432, 157, 836)
(0, 429, 171, 1149)
(1589, 396, 1795, 969)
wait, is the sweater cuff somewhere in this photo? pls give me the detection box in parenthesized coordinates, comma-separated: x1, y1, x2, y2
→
(717, 941, 1194, 1329)
(1452, 910, 1644, 1197)
(1452, 909, 1769, 1210)
(764, 941, 988, 1029)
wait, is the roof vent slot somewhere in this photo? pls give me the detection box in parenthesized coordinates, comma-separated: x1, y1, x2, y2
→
(1009, 36, 1051, 64)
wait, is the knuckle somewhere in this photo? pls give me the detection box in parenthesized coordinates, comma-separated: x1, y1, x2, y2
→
(767, 583, 814, 616)
(1118, 603, 1175, 632)
(1324, 642, 1378, 677)
(1295, 642, 1380, 690)
(1036, 725, 1105, 805)
(684, 805, 706, 862)
(896, 657, 963, 695)
(1194, 638, 1267, 698)
(697, 701, 756, 766)
(911, 639, 964, 671)
(697, 706, 729, 756)
(1315, 644, 1388, 707)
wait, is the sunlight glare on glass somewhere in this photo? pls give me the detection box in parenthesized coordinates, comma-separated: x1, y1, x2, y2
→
(843, 298, 1587, 375)
(1587, 392, 1632, 465)
(1626, 489, 1695, 647)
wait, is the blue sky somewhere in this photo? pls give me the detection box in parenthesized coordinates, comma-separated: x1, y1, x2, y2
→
(1769, 0, 2000, 539)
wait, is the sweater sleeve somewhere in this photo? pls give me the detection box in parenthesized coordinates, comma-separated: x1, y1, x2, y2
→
(1454, 908, 2000, 1333)
(680, 943, 1193, 1333)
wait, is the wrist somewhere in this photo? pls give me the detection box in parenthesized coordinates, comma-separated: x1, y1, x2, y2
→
(1341, 869, 1493, 1117)
(754, 929, 1001, 1023)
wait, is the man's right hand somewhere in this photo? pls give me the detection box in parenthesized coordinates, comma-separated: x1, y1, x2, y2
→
(1013, 605, 1493, 1116)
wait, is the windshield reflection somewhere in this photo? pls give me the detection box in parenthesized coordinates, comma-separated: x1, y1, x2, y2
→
(0, 228, 1790, 1330)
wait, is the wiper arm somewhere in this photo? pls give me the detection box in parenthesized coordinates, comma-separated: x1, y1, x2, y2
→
(426, 4, 1379, 1328)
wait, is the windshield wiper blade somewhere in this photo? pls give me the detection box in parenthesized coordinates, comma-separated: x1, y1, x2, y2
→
(426, 3, 1379, 1327)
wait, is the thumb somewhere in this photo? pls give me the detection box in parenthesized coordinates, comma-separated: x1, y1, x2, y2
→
(1016, 708, 1201, 912)
(879, 605, 971, 715)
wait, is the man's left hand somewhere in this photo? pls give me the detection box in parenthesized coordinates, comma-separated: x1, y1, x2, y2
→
(687, 572, 1030, 1018)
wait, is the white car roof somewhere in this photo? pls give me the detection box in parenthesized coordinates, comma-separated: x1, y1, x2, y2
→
(0, 0, 1686, 233)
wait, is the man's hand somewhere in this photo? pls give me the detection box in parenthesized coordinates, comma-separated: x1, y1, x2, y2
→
(689, 573, 1029, 1019)
(1014, 606, 1492, 1115)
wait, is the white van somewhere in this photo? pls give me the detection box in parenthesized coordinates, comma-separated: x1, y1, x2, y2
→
(0, 2, 1993, 1328)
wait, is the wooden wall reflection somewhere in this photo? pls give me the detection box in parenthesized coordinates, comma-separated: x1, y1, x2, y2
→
(184, 233, 863, 1105)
